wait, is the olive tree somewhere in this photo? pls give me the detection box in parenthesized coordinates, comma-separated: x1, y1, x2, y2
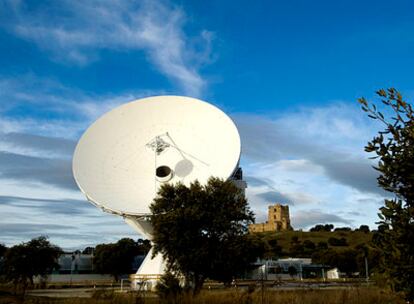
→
(150, 177, 263, 293)
(3, 236, 62, 294)
(358, 88, 414, 301)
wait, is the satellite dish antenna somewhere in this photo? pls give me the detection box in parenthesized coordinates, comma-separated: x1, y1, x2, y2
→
(73, 95, 245, 289)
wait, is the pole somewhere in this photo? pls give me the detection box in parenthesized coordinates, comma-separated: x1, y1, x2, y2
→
(261, 265, 264, 304)
(365, 256, 369, 283)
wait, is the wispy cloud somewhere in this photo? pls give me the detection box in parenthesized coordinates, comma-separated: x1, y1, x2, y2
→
(0, 132, 76, 158)
(0, 195, 93, 215)
(292, 209, 353, 229)
(1, 0, 212, 96)
(0, 73, 164, 247)
(0, 74, 161, 137)
(0, 70, 386, 245)
(0, 151, 76, 191)
(235, 103, 388, 228)
(234, 103, 385, 196)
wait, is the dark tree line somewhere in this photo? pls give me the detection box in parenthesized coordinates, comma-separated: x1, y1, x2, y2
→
(309, 224, 370, 233)
(93, 238, 151, 281)
(0, 236, 151, 294)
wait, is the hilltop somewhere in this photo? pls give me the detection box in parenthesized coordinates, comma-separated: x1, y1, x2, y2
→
(251, 228, 379, 275)
(261, 230, 372, 253)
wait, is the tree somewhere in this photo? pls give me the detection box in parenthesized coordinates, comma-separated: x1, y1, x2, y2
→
(264, 238, 283, 258)
(312, 248, 358, 276)
(310, 224, 324, 232)
(358, 88, 414, 301)
(303, 240, 316, 251)
(324, 224, 334, 232)
(334, 227, 352, 232)
(0, 243, 7, 275)
(136, 239, 152, 254)
(93, 238, 149, 281)
(0, 243, 6, 257)
(3, 237, 62, 294)
(150, 177, 262, 293)
(356, 225, 370, 233)
(156, 271, 183, 301)
(82, 246, 95, 255)
(310, 224, 334, 232)
(317, 241, 328, 250)
(328, 237, 348, 246)
(288, 266, 298, 278)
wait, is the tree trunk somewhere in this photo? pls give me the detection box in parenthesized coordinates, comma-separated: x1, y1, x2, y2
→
(192, 274, 205, 295)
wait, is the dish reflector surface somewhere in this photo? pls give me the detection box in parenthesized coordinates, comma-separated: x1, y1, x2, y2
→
(73, 96, 241, 215)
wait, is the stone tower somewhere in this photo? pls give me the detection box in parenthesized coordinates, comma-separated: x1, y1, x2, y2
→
(249, 203, 293, 233)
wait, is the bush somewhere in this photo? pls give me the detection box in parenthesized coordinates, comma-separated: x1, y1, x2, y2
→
(328, 237, 348, 246)
(156, 272, 183, 302)
(334, 227, 352, 232)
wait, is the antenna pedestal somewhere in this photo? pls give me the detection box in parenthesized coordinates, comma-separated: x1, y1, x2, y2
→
(124, 216, 166, 290)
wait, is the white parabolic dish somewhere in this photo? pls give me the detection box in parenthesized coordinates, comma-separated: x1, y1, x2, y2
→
(73, 96, 241, 215)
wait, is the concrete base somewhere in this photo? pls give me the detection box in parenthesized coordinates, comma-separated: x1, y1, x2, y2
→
(124, 216, 166, 290)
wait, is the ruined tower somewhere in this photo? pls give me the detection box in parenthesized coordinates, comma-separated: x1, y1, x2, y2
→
(249, 203, 293, 233)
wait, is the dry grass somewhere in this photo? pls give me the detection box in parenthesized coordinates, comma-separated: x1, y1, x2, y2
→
(185, 287, 404, 304)
(0, 286, 405, 304)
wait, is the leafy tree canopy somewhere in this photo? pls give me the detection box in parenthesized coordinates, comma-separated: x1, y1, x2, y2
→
(0, 243, 7, 257)
(358, 88, 414, 301)
(356, 225, 370, 233)
(93, 238, 150, 281)
(0, 243, 7, 275)
(82, 246, 94, 255)
(150, 177, 264, 293)
(309, 224, 334, 232)
(3, 236, 62, 294)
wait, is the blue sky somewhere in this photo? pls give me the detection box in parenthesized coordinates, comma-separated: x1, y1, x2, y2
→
(0, 0, 412, 249)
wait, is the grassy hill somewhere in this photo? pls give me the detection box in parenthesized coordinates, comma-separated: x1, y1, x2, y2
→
(264, 230, 372, 249)
(253, 229, 374, 258)
(251, 229, 380, 275)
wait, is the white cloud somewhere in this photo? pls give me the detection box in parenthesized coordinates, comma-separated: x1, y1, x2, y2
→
(0, 74, 164, 138)
(291, 209, 353, 229)
(236, 103, 387, 229)
(274, 159, 323, 174)
(2, 0, 212, 96)
(0, 71, 387, 246)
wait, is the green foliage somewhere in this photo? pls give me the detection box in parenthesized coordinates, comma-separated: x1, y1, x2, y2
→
(359, 88, 414, 301)
(156, 272, 183, 302)
(0, 243, 6, 257)
(255, 229, 380, 277)
(264, 238, 282, 258)
(317, 241, 328, 250)
(82, 247, 94, 254)
(0, 243, 6, 275)
(286, 234, 314, 256)
(334, 227, 352, 232)
(328, 237, 348, 246)
(356, 225, 370, 233)
(258, 230, 372, 256)
(312, 249, 358, 275)
(93, 238, 150, 281)
(310, 224, 334, 232)
(3, 236, 62, 294)
(150, 177, 263, 293)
